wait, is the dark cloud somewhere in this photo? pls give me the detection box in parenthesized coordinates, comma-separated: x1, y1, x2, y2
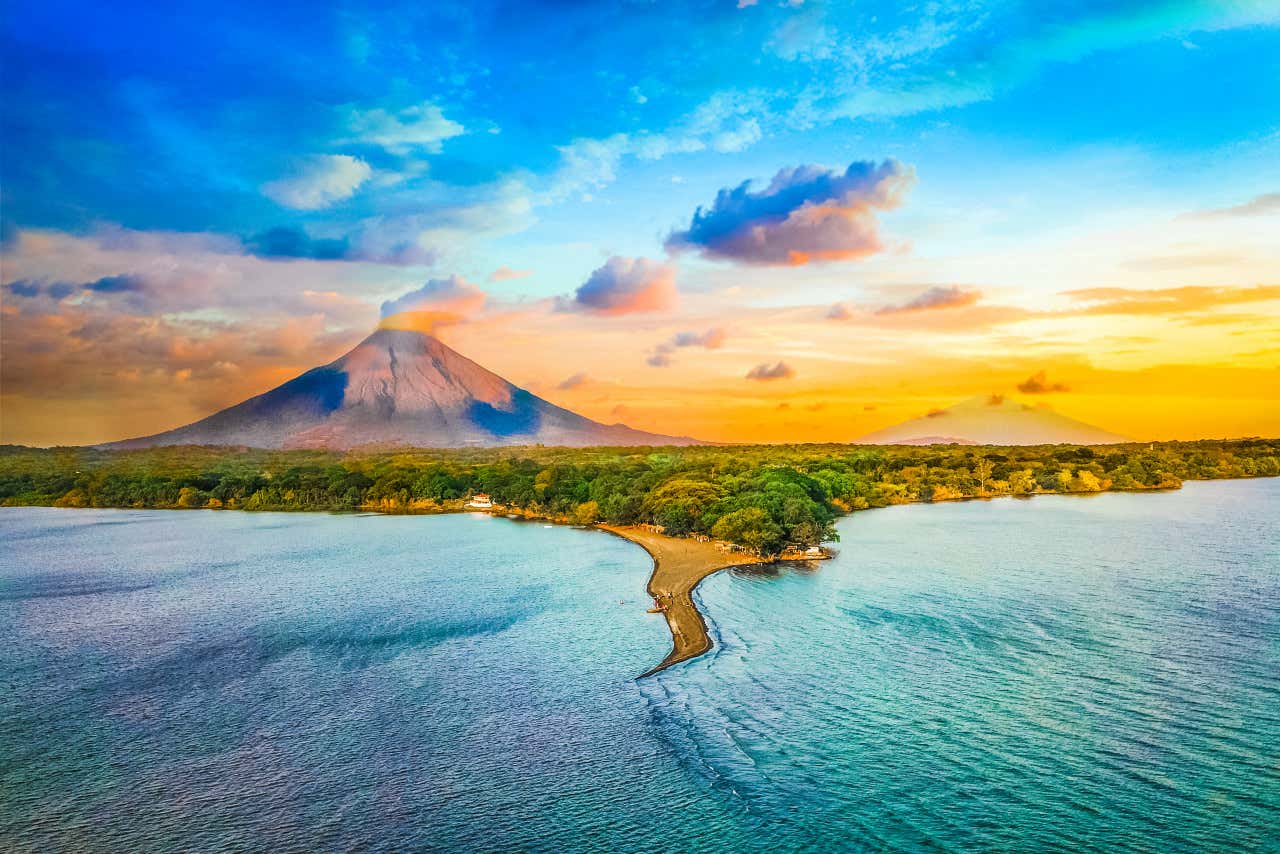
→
(569, 256, 676, 315)
(245, 227, 352, 261)
(5, 274, 145, 300)
(876, 285, 979, 314)
(84, 274, 146, 293)
(244, 226, 436, 265)
(746, 361, 795, 381)
(826, 302, 853, 320)
(986, 393, 1005, 406)
(666, 159, 914, 266)
(925, 407, 947, 418)
(1016, 371, 1069, 394)
(6, 280, 43, 298)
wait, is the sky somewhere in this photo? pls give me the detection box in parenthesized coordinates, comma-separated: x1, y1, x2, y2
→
(2, 0, 1278, 446)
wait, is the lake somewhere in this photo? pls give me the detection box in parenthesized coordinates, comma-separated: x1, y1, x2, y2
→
(2, 479, 1277, 852)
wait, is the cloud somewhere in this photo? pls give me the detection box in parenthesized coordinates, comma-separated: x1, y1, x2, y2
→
(671, 327, 727, 349)
(345, 102, 464, 154)
(1061, 285, 1280, 317)
(379, 275, 486, 319)
(646, 348, 673, 367)
(243, 226, 436, 265)
(262, 155, 372, 210)
(568, 256, 677, 315)
(1183, 192, 1280, 220)
(826, 302, 853, 320)
(824, 3, 1280, 125)
(1016, 371, 1070, 394)
(987, 394, 1005, 406)
(243, 227, 356, 261)
(666, 159, 914, 265)
(542, 92, 770, 202)
(5, 273, 146, 303)
(489, 266, 532, 282)
(875, 285, 980, 314)
(644, 326, 725, 368)
(83, 274, 146, 294)
(6, 280, 43, 298)
(746, 361, 795, 381)
(556, 372, 590, 390)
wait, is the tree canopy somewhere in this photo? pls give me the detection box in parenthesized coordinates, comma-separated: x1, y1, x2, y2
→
(2, 439, 1276, 555)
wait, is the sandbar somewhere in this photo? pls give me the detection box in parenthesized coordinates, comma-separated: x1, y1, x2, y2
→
(600, 525, 765, 677)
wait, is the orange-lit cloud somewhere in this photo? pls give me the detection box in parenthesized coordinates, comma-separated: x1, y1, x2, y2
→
(1061, 284, 1280, 317)
(556, 372, 591, 390)
(1016, 371, 1070, 394)
(875, 285, 981, 314)
(746, 361, 795, 381)
(489, 265, 533, 282)
(565, 256, 677, 315)
(380, 275, 487, 317)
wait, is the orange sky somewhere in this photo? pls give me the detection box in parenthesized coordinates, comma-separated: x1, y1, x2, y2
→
(3, 221, 1277, 446)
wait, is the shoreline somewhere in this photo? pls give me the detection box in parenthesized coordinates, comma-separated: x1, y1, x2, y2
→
(7, 476, 1275, 676)
(598, 525, 767, 677)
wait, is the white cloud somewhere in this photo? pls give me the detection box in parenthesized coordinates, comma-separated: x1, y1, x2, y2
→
(346, 101, 465, 154)
(262, 155, 373, 210)
(541, 91, 770, 202)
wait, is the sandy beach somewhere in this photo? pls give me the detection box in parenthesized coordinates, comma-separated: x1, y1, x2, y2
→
(600, 526, 765, 677)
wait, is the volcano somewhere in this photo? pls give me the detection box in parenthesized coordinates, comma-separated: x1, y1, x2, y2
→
(854, 396, 1131, 446)
(105, 328, 700, 450)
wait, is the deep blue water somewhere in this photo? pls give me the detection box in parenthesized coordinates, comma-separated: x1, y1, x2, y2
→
(2, 479, 1277, 852)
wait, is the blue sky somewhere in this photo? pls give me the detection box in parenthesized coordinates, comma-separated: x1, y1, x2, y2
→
(2, 0, 1279, 444)
(6, 1, 1278, 259)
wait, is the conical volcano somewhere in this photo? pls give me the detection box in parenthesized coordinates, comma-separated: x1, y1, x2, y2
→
(105, 328, 699, 449)
(854, 396, 1130, 446)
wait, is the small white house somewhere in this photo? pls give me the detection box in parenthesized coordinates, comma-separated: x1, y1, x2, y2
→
(466, 493, 493, 509)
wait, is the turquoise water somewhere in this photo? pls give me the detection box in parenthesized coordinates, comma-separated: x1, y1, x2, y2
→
(2, 479, 1277, 852)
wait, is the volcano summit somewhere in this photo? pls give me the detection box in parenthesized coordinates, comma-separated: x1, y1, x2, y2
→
(106, 328, 698, 450)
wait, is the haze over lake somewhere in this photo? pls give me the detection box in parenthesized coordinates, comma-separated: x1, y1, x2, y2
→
(3, 479, 1277, 852)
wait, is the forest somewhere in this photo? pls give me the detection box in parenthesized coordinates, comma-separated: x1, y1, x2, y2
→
(2, 439, 1277, 556)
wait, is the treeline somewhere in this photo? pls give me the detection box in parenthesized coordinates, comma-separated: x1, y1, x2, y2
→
(1, 439, 1277, 554)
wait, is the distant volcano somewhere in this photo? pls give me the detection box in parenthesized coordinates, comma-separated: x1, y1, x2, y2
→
(105, 328, 700, 450)
(854, 396, 1131, 446)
